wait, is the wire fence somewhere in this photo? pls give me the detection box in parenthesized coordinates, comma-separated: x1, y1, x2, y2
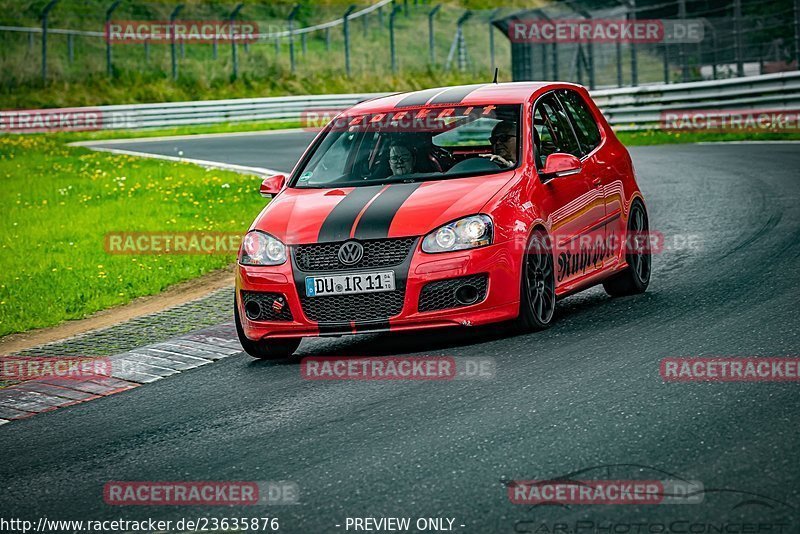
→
(0, 0, 798, 92)
(499, 0, 799, 87)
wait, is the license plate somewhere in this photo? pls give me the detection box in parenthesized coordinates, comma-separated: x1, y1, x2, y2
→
(305, 271, 395, 297)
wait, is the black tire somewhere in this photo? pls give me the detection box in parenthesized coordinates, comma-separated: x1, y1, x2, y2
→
(515, 231, 556, 331)
(603, 200, 652, 297)
(234, 299, 300, 359)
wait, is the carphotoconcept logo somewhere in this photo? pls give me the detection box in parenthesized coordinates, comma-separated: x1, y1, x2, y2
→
(509, 464, 795, 532)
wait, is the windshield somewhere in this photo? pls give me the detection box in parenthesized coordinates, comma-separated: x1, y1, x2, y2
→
(291, 104, 521, 188)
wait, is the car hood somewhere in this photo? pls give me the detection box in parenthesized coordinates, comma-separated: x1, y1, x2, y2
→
(252, 171, 516, 244)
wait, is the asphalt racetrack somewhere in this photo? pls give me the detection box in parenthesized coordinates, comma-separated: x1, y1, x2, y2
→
(1, 135, 799, 533)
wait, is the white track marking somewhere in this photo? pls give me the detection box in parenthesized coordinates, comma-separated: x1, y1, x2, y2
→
(74, 145, 287, 177)
(69, 127, 308, 146)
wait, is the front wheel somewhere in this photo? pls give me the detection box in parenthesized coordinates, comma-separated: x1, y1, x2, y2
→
(515, 231, 556, 331)
(603, 200, 651, 297)
(234, 298, 300, 359)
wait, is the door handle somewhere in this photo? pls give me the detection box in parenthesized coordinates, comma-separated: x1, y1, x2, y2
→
(592, 178, 602, 188)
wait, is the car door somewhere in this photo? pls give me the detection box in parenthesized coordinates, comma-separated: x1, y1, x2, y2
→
(533, 93, 606, 286)
(556, 89, 621, 268)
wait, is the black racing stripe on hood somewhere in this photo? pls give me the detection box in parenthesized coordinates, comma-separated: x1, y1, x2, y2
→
(394, 88, 447, 108)
(317, 186, 383, 243)
(353, 183, 422, 240)
(427, 84, 486, 105)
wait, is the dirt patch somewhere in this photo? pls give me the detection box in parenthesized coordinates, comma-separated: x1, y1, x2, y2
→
(0, 266, 235, 354)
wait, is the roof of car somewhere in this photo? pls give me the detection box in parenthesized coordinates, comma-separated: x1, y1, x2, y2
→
(348, 82, 584, 114)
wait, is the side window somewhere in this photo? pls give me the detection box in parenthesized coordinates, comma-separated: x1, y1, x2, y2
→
(301, 130, 375, 185)
(558, 90, 602, 155)
(532, 95, 582, 168)
(433, 117, 500, 147)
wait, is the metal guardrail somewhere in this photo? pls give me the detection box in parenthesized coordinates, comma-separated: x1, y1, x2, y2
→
(97, 93, 386, 129)
(593, 71, 800, 130)
(1, 72, 798, 134)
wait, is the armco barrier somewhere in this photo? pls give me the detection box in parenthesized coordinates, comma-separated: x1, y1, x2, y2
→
(592, 71, 800, 130)
(1, 71, 799, 134)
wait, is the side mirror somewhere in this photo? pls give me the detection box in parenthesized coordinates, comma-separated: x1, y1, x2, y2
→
(260, 174, 286, 198)
(540, 153, 581, 181)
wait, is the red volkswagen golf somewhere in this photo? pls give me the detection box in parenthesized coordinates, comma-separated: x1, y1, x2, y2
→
(235, 83, 651, 358)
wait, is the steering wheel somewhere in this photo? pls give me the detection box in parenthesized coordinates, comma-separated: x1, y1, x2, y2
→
(428, 146, 455, 172)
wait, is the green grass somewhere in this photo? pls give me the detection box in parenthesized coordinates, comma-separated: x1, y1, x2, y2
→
(1, 1, 516, 109)
(616, 129, 800, 145)
(0, 134, 268, 337)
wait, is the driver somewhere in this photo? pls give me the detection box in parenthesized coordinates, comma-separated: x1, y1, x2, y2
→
(388, 141, 417, 176)
(481, 121, 517, 168)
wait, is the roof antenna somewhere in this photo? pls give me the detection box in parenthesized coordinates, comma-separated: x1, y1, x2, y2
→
(492, 67, 499, 84)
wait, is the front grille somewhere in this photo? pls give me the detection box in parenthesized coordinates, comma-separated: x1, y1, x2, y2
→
(241, 291, 294, 322)
(300, 291, 405, 323)
(294, 237, 416, 272)
(418, 274, 488, 312)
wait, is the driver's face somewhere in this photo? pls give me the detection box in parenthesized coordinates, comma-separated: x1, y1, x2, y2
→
(491, 128, 517, 163)
(389, 146, 414, 175)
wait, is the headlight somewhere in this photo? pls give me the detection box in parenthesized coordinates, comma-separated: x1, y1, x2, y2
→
(422, 214, 493, 253)
(239, 231, 287, 266)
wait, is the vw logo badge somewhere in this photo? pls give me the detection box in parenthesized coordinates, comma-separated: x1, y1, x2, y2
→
(338, 240, 364, 265)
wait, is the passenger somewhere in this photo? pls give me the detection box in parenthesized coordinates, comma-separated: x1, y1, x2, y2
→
(388, 141, 416, 176)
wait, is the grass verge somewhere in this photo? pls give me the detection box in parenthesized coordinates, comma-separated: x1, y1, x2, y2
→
(616, 129, 800, 145)
(0, 134, 267, 337)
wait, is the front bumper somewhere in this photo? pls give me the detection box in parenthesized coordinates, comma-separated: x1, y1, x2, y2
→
(235, 239, 521, 340)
